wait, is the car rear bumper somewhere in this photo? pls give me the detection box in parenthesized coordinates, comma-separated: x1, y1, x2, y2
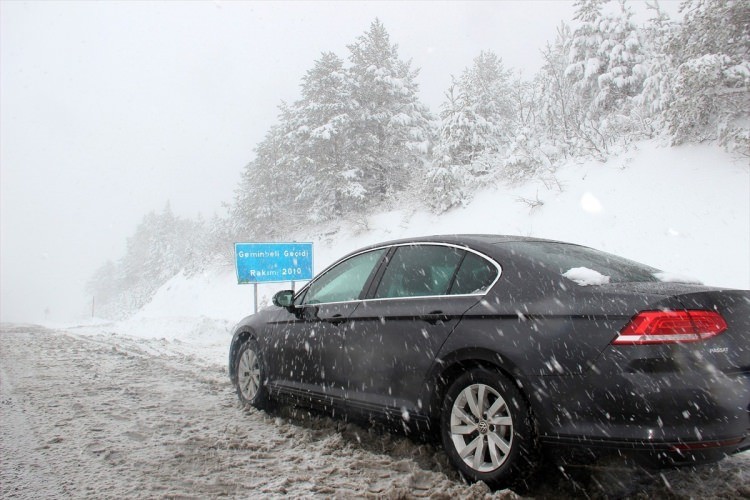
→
(526, 352, 750, 466)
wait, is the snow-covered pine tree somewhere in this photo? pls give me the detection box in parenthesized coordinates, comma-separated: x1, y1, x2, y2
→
(438, 51, 514, 170)
(285, 52, 364, 223)
(594, 1, 645, 109)
(635, 0, 676, 131)
(425, 82, 470, 212)
(201, 213, 236, 269)
(347, 19, 433, 204)
(567, 0, 607, 152)
(180, 212, 215, 277)
(427, 51, 515, 211)
(119, 210, 161, 310)
(435, 80, 478, 169)
(565, 0, 647, 156)
(538, 23, 577, 157)
(663, 0, 749, 156)
(501, 75, 554, 183)
(146, 203, 181, 285)
(230, 124, 294, 240)
(88, 203, 206, 318)
(458, 50, 515, 164)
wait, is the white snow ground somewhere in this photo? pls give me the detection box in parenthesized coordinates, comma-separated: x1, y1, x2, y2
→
(3, 324, 748, 498)
(4, 140, 749, 497)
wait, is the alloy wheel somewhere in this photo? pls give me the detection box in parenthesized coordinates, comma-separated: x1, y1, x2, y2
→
(449, 383, 514, 473)
(238, 347, 261, 402)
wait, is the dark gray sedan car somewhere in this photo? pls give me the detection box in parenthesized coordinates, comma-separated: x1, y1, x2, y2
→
(229, 235, 749, 487)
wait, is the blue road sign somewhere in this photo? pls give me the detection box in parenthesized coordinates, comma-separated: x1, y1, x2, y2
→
(235, 242, 314, 284)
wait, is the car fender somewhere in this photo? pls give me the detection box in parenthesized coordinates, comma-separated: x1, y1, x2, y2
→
(228, 320, 259, 384)
(421, 343, 530, 421)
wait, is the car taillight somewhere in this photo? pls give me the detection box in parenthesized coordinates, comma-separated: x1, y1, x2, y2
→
(612, 310, 727, 345)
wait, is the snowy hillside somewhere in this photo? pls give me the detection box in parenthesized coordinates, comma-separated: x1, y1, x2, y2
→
(125, 140, 749, 349)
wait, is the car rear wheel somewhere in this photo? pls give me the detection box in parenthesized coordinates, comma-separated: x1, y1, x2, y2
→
(235, 339, 270, 409)
(441, 368, 537, 488)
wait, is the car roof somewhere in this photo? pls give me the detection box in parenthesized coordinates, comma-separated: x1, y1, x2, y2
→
(340, 234, 571, 266)
(356, 234, 557, 248)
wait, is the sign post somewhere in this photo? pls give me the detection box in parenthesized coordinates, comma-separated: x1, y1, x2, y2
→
(234, 242, 314, 313)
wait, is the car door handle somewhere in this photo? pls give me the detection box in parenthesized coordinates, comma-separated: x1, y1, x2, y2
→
(325, 314, 347, 325)
(421, 311, 450, 325)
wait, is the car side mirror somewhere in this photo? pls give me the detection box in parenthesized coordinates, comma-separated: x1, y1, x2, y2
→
(272, 289, 295, 309)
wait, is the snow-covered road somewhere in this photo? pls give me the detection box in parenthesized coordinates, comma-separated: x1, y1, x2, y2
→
(2, 324, 748, 499)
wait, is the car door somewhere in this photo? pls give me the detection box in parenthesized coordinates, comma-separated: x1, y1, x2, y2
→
(266, 248, 387, 405)
(342, 244, 500, 419)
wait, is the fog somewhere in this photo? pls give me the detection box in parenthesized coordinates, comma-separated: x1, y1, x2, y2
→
(4, 1, 686, 323)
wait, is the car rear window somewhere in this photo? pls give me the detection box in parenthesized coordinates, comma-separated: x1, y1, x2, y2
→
(449, 252, 498, 294)
(501, 241, 661, 284)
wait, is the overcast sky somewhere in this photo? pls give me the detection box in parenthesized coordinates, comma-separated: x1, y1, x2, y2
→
(1, 1, 682, 323)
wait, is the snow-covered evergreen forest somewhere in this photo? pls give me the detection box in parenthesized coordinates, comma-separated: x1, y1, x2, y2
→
(88, 0, 749, 319)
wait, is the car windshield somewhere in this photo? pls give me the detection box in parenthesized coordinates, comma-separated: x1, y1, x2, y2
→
(501, 241, 661, 284)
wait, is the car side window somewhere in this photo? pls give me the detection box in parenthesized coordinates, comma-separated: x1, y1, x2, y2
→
(374, 245, 464, 299)
(449, 252, 498, 295)
(302, 249, 386, 305)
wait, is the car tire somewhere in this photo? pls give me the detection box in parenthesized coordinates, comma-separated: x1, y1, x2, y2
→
(234, 338, 271, 410)
(440, 367, 537, 489)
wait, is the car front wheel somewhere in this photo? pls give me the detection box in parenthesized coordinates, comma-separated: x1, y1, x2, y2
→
(234, 338, 270, 409)
(440, 368, 537, 488)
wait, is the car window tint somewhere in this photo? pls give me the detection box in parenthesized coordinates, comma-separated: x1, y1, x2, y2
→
(450, 252, 498, 294)
(303, 249, 385, 304)
(374, 245, 464, 298)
